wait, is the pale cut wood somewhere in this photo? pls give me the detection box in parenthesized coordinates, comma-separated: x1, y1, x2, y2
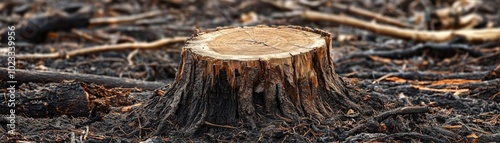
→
(186, 26, 325, 61)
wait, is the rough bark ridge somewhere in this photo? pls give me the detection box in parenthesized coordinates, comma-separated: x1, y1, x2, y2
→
(135, 25, 363, 136)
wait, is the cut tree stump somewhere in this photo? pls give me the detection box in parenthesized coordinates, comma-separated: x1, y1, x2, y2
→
(137, 25, 363, 136)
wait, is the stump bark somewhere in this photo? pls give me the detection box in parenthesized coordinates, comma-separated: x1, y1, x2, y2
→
(140, 25, 362, 136)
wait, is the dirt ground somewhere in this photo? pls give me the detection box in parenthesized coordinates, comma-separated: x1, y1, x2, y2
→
(0, 0, 499, 142)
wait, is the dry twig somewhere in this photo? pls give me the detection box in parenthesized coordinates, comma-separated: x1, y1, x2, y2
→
(380, 132, 447, 143)
(341, 106, 430, 140)
(303, 10, 500, 42)
(14, 37, 187, 60)
(90, 10, 164, 25)
(71, 29, 105, 44)
(344, 71, 489, 80)
(0, 68, 166, 90)
(349, 43, 484, 59)
(332, 3, 411, 28)
(203, 121, 237, 129)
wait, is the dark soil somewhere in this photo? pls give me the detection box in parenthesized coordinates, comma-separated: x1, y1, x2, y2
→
(0, 0, 499, 142)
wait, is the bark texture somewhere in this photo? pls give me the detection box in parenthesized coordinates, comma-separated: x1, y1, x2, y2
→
(0, 83, 131, 118)
(137, 25, 362, 136)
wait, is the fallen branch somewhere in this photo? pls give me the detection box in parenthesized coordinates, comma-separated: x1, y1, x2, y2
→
(0, 68, 167, 90)
(0, 82, 133, 118)
(381, 132, 447, 143)
(0, 5, 93, 43)
(374, 106, 430, 122)
(426, 126, 460, 139)
(332, 3, 411, 28)
(344, 71, 489, 80)
(111, 103, 143, 113)
(412, 85, 469, 94)
(349, 43, 484, 59)
(302, 10, 500, 42)
(340, 106, 430, 140)
(89, 10, 164, 25)
(478, 133, 500, 143)
(204, 121, 237, 129)
(71, 29, 106, 44)
(362, 78, 500, 101)
(14, 37, 187, 60)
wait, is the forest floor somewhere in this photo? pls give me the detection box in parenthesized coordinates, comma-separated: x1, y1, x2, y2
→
(0, 0, 499, 142)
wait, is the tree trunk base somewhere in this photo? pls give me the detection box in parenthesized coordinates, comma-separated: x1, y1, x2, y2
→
(132, 25, 367, 136)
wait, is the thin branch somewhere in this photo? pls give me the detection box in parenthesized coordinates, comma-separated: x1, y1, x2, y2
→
(349, 43, 484, 59)
(302, 10, 500, 42)
(14, 37, 187, 60)
(478, 133, 500, 143)
(204, 121, 237, 129)
(89, 10, 164, 25)
(0, 68, 167, 90)
(341, 106, 430, 140)
(127, 49, 140, 66)
(343, 71, 489, 80)
(332, 3, 411, 28)
(71, 29, 105, 44)
(382, 132, 447, 143)
(374, 106, 430, 122)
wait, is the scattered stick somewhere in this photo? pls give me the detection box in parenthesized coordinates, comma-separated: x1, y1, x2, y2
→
(381, 132, 447, 143)
(437, 13, 486, 30)
(478, 133, 500, 143)
(14, 37, 187, 60)
(340, 106, 430, 140)
(373, 73, 393, 84)
(127, 49, 140, 66)
(302, 10, 500, 42)
(90, 10, 164, 25)
(204, 121, 237, 129)
(73, 58, 126, 66)
(373, 106, 430, 122)
(484, 64, 500, 80)
(71, 29, 105, 44)
(0, 68, 166, 90)
(349, 43, 484, 59)
(430, 0, 485, 30)
(261, 0, 301, 10)
(427, 126, 460, 139)
(490, 92, 500, 101)
(442, 125, 463, 130)
(432, 0, 482, 21)
(412, 85, 469, 94)
(332, 3, 411, 28)
(111, 102, 144, 114)
(361, 78, 499, 101)
(344, 71, 489, 80)
(0, 82, 134, 117)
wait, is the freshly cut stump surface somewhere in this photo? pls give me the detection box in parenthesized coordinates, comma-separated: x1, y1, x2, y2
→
(140, 25, 362, 136)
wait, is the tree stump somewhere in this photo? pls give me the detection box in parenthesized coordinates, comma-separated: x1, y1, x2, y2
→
(140, 25, 362, 136)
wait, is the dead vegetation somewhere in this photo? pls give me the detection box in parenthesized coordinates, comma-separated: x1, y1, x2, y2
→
(0, 0, 499, 142)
